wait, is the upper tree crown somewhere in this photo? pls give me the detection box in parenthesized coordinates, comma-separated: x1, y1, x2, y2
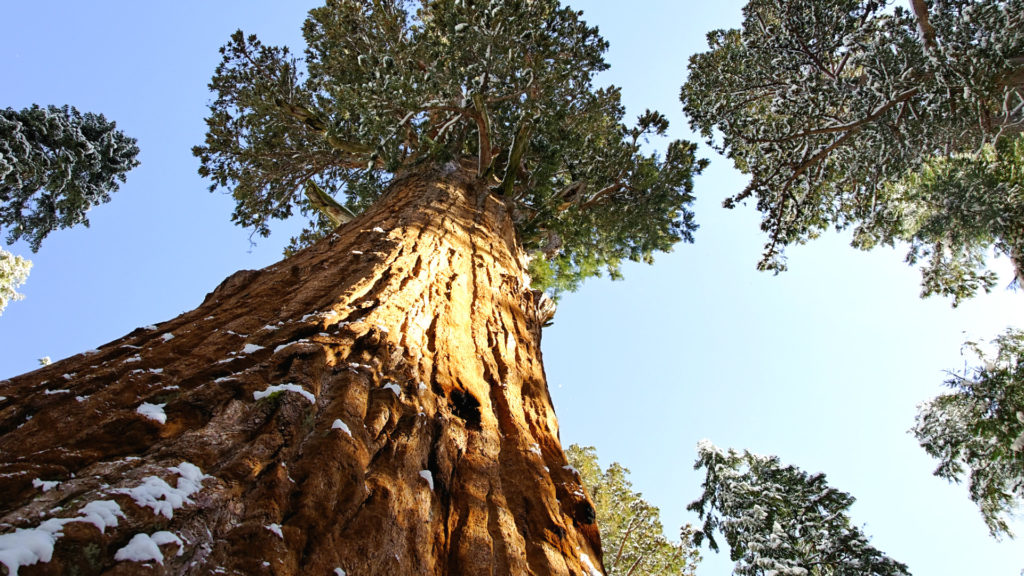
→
(194, 0, 704, 292)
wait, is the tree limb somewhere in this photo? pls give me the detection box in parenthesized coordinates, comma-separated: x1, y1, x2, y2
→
(303, 180, 355, 227)
(471, 93, 493, 178)
(909, 0, 938, 51)
(751, 88, 919, 143)
(499, 118, 533, 196)
(274, 98, 374, 156)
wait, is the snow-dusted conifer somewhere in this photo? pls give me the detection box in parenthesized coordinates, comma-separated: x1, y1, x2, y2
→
(0, 104, 140, 251)
(565, 445, 700, 576)
(682, 0, 1023, 302)
(913, 329, 1024, 537)
(689, 441, 910, 576)
(0, 247, 30, 316)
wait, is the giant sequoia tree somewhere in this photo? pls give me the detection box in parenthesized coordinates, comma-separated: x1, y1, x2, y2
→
(0, 1, 702, 574)
(682, 0, 1023, 302)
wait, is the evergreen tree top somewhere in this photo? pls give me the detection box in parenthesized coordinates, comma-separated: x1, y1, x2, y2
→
(914, 328, 1024, 538)
(194, 0, 705, 292)
(689, 441, 911, 576)
(0, 104, 140, 251)
(682, 0, 1023, 294)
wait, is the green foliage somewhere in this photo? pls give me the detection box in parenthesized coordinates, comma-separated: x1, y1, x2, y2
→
(682, 0, 1023, 301)
(689, 441, 910, 576)
(195, 0, 704, 292)
(565, 444, 700, 576)
(0, 247, 31, 316)
(913, 329, 1024, 538)
(0, 104, 140, 251)
(864, 134, 1024, 304)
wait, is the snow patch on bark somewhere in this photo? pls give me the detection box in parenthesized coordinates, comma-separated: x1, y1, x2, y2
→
(0, 518, 66, 575)
(114, 531, 182, 564)
(136, 402, 167, 424)
(266, 524, 283, 539)
(254, 384, 316, 404)
(332, 419, 351, 436)
(240, 343, 264, 354)
(114, 462, 210, 519)
(32, 479, 59, 492)
(77, 501, 125, 533)
(0, 500, 126, 574)
(580, 552, 604, 576)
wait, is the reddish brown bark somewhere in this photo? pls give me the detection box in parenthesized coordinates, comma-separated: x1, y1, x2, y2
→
(0, 163, 603, 575)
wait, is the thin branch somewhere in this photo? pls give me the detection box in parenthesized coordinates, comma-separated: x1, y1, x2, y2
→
(274, 98, 375, 158)
(612, 513, 642, 570)
(750, 88, 920, 145)
(580, 181, 627, 210)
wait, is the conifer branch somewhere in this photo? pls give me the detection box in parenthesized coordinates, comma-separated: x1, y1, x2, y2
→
(274, 98, 374, 157)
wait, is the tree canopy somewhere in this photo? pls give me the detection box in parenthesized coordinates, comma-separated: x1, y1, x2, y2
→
(565, 445, 700, 576)
(194, 0, 705, 292)
(689, 441, 910, 576)
(0, 248, 30, 316)
(913, 328, 1024, 538)
(0, 104, 140, 252)
(682, 0, 1023, 302)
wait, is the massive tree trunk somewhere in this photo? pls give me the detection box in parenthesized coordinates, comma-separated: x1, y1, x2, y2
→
(0, 163, 603, 576)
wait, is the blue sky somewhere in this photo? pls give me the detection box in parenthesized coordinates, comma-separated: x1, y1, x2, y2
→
(1, 1, 1022, 574)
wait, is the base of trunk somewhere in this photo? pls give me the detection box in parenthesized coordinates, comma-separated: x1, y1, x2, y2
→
(0, 165, 603, 576)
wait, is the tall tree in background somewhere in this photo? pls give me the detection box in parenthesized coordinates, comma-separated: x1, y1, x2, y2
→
(689, 441, 911, 576)
(565, 445, 700, 576)
(0, 1, 702, 574)
(913, 329, 1024, 538)
(0, 104, 139, 315)
(682, 0, 1023, 303)
(1, 104, 140, 252)
(0, 248, 30, 316)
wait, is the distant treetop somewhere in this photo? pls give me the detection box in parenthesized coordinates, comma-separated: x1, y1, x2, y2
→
(682, 0, 1023, 303)
(0, 104, 140, 252)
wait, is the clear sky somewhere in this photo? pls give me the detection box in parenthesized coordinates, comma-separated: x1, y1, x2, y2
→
(1, 1, 1022, 574)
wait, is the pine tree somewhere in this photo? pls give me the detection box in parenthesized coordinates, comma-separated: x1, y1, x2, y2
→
(681, 0, 1023, 302)
(0, 104, 140, 252)
(913, 329, 1024, 538)
(565, 445, 700, 576)
(689, 441, 910, 576)
(0, 247, 30, 316)
(0, 1, 702, 574)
